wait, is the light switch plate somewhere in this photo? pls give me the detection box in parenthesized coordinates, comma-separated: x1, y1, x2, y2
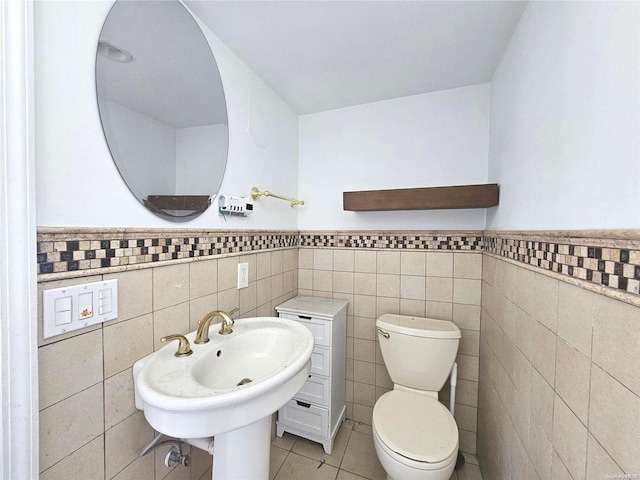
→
(238, 263, 249, 289)
(43, 279, 118, 339)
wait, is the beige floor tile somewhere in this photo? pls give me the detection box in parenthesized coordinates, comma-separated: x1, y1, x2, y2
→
(272, 432, 298, 451)
(274, 452, 339, 480)
(270, 446, 289, 480)
(337, 470, 370, 480)
(292, 422, 352, 467)
(457, 462, 483, 480)
(340, 431, 386, 480)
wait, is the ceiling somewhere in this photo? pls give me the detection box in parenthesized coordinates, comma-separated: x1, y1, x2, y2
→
(185, 1, 528, 115)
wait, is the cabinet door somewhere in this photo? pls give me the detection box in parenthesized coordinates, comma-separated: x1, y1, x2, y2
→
(310, 346, 331, 377)
(279, 313, 332, 347)
(279, 400, 329, 437)
(295, 375, 330, 407)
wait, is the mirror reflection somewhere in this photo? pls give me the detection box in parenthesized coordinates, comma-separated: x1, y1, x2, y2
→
(96, 0, 228, 221)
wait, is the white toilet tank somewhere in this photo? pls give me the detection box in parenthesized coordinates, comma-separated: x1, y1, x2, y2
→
(376, 314, 461, 393)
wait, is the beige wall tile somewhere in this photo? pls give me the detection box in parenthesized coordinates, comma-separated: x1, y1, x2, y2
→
(586, 434, 626, 479)
(530, 367, 554, 438)
(257, 277, 272, 307)
(401, 251, 426, 276)
(376, 273, 400, 298)
(454, 404, 478, 432)
(153, 263, 190, 310)
(502, 298, 517, 342)
(426, 301, 453, 320)
(217, 256, 239, 290)
(550, 448, 571, 480)
(532, 274, 559, 333)
(399, 298, 425, 317)
(354, 360, 375, 385)
(153, 303, 190, 350)
(353, 338, 376, 363)
(40, 435, 104, 480)
(426, 252, 453, 277)
(353, 294, 376, 318)
(104, 368, 135, 430)
(314, 249, 334, 270)
(426, 276, 453, 302)
(589, 365, 640, 474)
(334, 249, 355, 272)
(105, 411, 155, 479)
(456, 354, 479, 382)
(558, 282, 596, 357)
(110, 454, 155, 480)
(298, 268, 313, 290)
(454, 253, 483, 279)
(552, 395, 588, 480)
(271, 250, 284, 275)
(376, 251, 400, 274)
(353, 272, 376, 295)
(459, 329, 480, 356)
(217, 286, 239, 312)
(106, 269, 152, 323)
(401, 275, 426, 300)
(40, 383, 104, 472)
(39, 329, 103, 410)
(531, 320, 557, 386)
(189, 258, 217, 300)
(555, 338, 590, 424)
(528, 418, 552, 480)
(298, 248, 314, 269)
(353, 316, 375, 340)
(189, 293, 218, 331)
(354, 250, 376, 273)
(283, 248, 298, 272)
(257, 251, 272, 279)
(333, 271, 354, 293)
(239, 281, 258, 314)
(103, 313, 153, 378)
(593, 295, 640, 396)
(313, 269, 333, 292)
(353, 382, 376, 407)
(516, 268, 535, 315)
(454, 278, 482, 305)
(515, 307, 533, 360)
(453, 304, 481, 331)
(504, 262, 518, 302)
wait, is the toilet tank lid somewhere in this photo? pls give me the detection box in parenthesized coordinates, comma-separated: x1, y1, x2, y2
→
(376, 314, 461, 339)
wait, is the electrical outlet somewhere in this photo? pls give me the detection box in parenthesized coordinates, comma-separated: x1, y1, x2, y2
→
(238, 263, 249, 289)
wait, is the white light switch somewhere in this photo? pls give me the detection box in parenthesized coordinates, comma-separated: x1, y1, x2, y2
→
(54, 297, 72, 326)
(43, 279, 118, 339)
(238, 263, 249, 289)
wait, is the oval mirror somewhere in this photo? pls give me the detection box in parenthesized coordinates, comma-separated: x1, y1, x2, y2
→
(96, 0, 228, 222)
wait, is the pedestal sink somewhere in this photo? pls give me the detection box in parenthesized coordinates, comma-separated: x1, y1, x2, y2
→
(133, 317, 314, 479)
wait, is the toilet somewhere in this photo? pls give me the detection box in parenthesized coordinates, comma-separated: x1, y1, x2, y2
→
(372, 314, 462, 480)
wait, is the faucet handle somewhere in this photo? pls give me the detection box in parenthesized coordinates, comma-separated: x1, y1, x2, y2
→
(161, 334, 193, 357)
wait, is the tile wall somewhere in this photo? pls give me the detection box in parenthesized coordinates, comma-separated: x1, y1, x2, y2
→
(297, 245, 483, 455)
(38, 247, 299, 480)
(478, 252, 640, 479)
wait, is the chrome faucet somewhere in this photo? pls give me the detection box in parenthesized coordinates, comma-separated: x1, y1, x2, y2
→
(194, 308, 239, 343)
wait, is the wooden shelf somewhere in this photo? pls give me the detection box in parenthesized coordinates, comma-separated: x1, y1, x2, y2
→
(343, 183, 499, 211)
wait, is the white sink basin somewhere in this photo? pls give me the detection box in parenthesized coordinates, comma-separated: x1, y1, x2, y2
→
(133, 316, 314, 439)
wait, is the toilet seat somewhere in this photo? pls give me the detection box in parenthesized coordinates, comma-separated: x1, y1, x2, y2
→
(372, 390, 458, 464)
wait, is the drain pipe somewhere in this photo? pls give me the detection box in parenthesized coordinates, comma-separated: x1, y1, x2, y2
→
(181, 437, 215, 456)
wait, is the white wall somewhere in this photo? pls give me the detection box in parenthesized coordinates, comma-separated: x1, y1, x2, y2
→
(298, 84, 491, 230)
(487, 1, 640, 230)
(98, 99, 176, 199)
(34, 1, 299, 229)
(176, 124, 228, 195)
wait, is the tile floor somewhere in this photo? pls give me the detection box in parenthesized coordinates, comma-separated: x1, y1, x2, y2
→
(269, 420, 483, 480)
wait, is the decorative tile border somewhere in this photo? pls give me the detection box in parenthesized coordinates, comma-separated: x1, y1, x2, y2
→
(484, 232, 640, 296)
(37, 228, 298, 279)
(37, 228, 640, 300)
(299, 231, 483, 250)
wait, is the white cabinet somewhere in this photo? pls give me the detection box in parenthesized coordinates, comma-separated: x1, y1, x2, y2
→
(276, 296, 347, 454)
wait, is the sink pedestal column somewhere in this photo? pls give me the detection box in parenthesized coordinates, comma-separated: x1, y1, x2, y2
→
(213, 415, 271, 479)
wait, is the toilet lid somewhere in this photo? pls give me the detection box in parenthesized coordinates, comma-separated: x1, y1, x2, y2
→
(373, 390, 459, 463)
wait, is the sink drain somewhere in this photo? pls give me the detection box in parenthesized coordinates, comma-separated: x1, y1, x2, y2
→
(237, 378, 252, 386)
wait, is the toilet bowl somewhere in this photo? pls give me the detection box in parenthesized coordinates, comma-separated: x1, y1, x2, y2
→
(372, 314, 462, 480)
(372, 390, 458, 480)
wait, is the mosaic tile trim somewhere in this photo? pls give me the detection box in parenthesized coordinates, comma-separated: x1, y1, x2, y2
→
(37, 230, 298, 277)
(484, 235, 640, 296)
(300, 232, 483, 250)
